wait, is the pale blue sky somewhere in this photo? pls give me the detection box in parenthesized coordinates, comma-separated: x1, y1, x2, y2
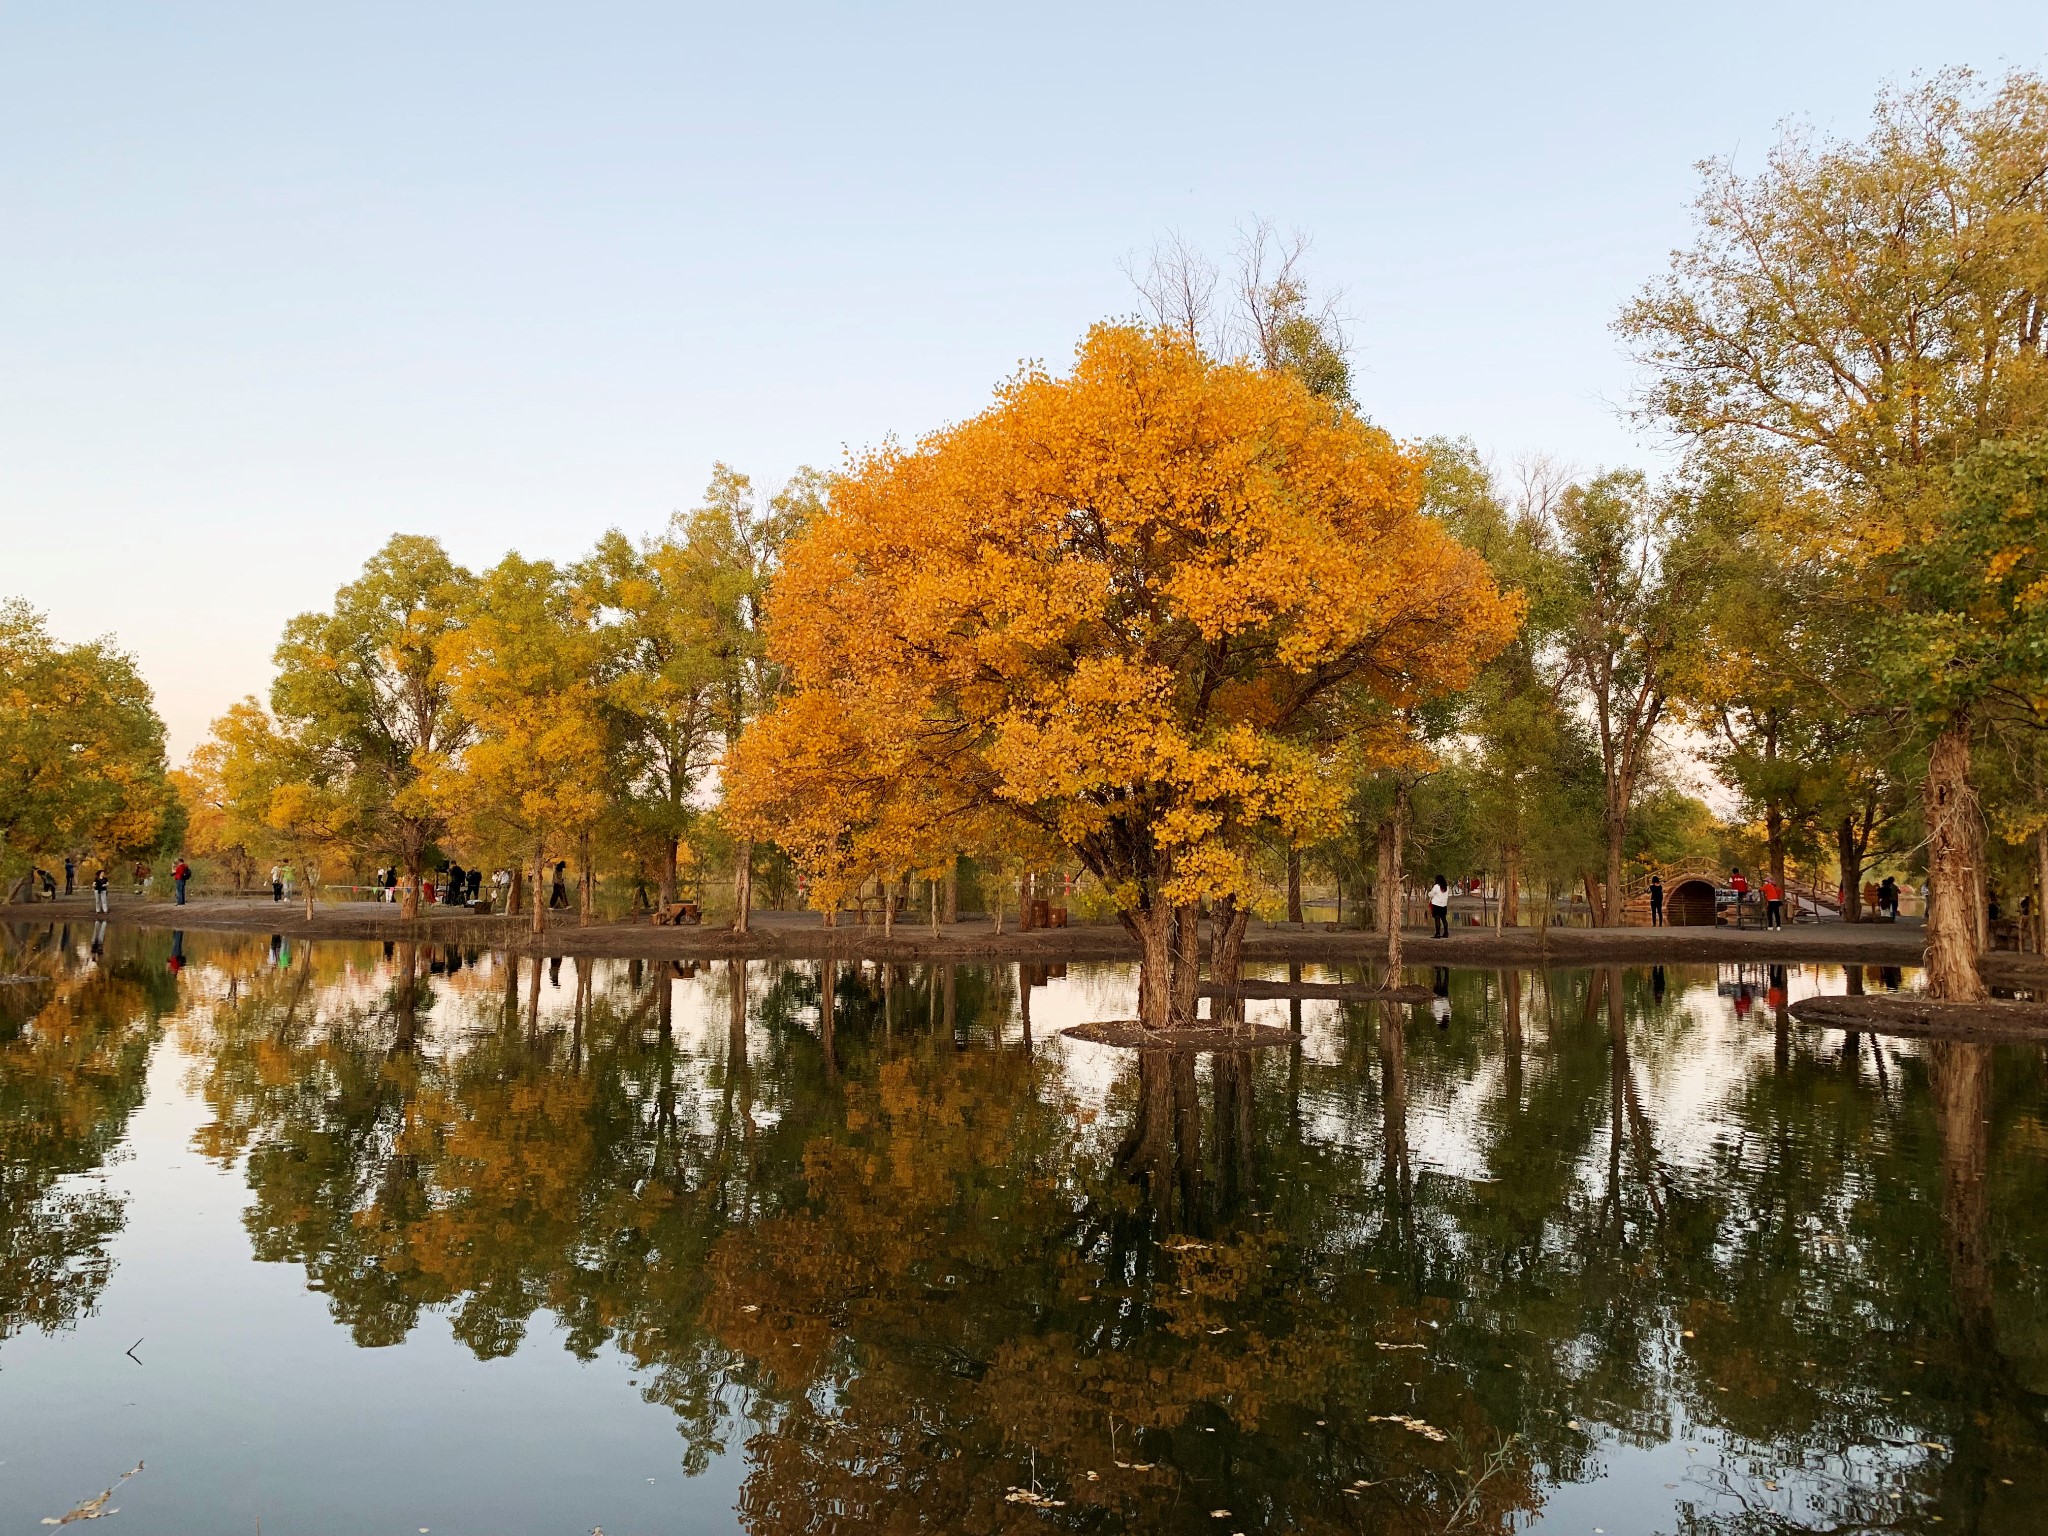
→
(5, 2, 2045, 756)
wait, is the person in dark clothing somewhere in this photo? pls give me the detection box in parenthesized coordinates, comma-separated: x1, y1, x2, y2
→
(467, 868, 482, 904)
(172, 857, 190, 905)
(64, 856, 75, 896)
(1648, 873, 1664, 927)
(1429, 875, 1451, 937)
(1878, 875, 1899, 921)
(92, 865, 109, 914)
(446, 862, 466, 908)
(549, 860, 570, 910)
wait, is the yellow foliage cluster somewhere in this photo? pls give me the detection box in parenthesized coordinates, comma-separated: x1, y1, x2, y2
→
(730, 322, 1519, 929)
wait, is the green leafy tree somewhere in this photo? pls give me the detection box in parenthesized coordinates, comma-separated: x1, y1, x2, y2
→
(269, 537, 472, 917)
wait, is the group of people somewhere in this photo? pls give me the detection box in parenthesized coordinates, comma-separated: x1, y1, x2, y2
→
(18, 855, 186, 909)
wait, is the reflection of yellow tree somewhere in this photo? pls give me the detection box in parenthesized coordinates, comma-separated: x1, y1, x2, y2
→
(0, 954, 166, 1344)
(707, 1039, 1542, 1534)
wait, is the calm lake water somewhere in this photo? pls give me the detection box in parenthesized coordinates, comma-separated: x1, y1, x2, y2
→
(1, 926, 2043, 1534)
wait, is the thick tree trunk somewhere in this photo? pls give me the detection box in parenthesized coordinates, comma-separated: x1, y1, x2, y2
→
(1209, 896, 1251, 1029)
(1766, 803, 1786, 890)
(1924, 715, 1987, 1002)
(531, 846, 547, 937)
(402, 850, 421, 920)
(1286, 849, 1303, 924)
(732, 838, 754, 935)
(1501, 843, 1520, 928)
(508, 867, 523, 917)
(1929, 1041, 1995, 1346)
(1131, 904, 1185, 1030)
(1603, 810, 1626, 929)
(944, 863, 958, 924)
(1019, 873, 1035, 931)
(2035, 824, 2048, 956)
(881, 873, 895, 937)
(661, 838, 679, 908)
(1837, 815, 1863, 922)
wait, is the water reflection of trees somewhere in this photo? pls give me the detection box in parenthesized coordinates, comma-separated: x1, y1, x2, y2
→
(0, 924, 175, 1348)
(179, 951, 2047, 1532)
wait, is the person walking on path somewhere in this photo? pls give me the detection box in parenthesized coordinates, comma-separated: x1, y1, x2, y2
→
(133, 861, 150, 896)
(1762, 874, 1784, 930)
(92, 864, 109, 913)
(64, 856, 75, 896)
(1429, 875, 1452, 938)
(1879, 875, 1900, 922)
(270, 865, 284, 903)
(1648, 873, 1665, 927)
(550, 860, 570, 911)
(172, 857, 191, 905)
(1729, 868, 1750, 928)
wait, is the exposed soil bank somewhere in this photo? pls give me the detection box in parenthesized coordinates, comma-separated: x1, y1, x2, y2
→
(7, 895, 1958, 968)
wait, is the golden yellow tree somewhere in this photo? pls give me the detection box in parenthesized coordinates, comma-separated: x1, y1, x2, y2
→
(428, 554, 607, 935)
(729, 324, 1518, 1025)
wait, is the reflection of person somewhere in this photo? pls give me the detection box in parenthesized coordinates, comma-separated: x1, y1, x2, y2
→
(1431, 967, 1451, 1028)
(1429, 875, 1451, 938)
(1648, 873, 1664, 926)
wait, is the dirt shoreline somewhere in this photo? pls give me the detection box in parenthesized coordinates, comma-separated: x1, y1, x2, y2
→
(6, 895, 1960, 969)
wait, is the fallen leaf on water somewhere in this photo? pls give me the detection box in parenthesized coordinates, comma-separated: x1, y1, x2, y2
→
(41, 1462, 143, 1525)
(1374, 1342, 1425, 1351)
(740, 1305, 759, 1313)
(1367, 1415, 1448, 1443)
(1210, 1511, 1231, 1519)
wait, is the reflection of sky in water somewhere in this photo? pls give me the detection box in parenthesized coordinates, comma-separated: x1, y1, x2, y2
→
(0, 927, 2033, 1536)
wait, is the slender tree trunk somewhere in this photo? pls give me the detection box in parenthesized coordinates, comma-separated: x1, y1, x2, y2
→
(1377, 784, 1408, 980)
(1286, 849, 1303, 924)
(1766, 802, 1787, 890)
(579, 833, 594, 927)
(302, 852, 317, 921)
(1501, 843, 1521, 928)
(1581, 869, 1607, 927)
(732, 838, 754, 935)
(1924, 715, 1987, 1002)
(402, 849, 421, 920)
(881, 872, 895, 937)
(944, 862, 958, 924)
(1020, 872, 1035, 931)
(508, 867, 523, 917)
(531, 844, 547, 937)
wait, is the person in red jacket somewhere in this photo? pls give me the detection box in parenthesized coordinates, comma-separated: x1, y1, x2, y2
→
(171, 857, 192, 906)
(1762, 875, 1784, 930)
(1729, 867, 1750, 928)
